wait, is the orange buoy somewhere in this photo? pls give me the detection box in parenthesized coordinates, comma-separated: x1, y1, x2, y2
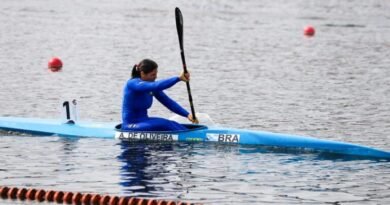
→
(157, 200, 168, 205)
(48, 57, 63, 72)
(53, 191, 64, 203)
(72, 192, 83, 204)
(7, 187, 18, 199)
(17, 188, 28, 200)
(167, 200, 177, 205)
(117, 197, 129, 205)
(91, 194, 101, 204)
(45, 190, 56, 202)
(26, 188, 37, 200)
(304, 25, 315, 37)
(0, 186, 9, 198)
(35, 189, 46, 202)
(108, 196, 120, 205)
(147, 199, 159, 205)
(99, 195, 110, 204)
(81, 193, 92, 204)
(63, 192, 74, 204)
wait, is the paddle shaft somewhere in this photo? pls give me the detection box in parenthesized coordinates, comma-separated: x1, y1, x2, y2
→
(175, 8, 196, 121)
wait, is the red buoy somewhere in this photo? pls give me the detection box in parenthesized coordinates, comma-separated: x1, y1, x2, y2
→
(304, 26, 315, 37)
(48, 57, 63, 72)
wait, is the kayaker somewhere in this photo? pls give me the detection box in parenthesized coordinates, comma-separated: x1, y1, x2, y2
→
(121, 59, 197, 131)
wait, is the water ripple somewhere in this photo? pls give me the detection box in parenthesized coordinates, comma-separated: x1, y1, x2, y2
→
(1, 0, 390, 204)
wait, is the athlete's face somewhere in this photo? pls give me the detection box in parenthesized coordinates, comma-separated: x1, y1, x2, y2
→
(141, 69, 158, 82)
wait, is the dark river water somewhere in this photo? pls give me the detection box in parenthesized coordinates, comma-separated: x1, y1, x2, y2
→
(1, 0, 390, 204)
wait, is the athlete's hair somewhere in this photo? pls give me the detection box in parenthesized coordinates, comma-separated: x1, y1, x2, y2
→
(131, 59, 158, 78)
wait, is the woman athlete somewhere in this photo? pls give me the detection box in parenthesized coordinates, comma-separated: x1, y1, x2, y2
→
(121, 59, 197, 131)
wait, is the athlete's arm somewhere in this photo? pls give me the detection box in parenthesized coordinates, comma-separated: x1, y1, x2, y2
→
(154, 91, 189, 117)
(129, 77, 181, 92)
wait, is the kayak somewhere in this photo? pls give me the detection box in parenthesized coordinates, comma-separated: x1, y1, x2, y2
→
(0, 116, 389, 159)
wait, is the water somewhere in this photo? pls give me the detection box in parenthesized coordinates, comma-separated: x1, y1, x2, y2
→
(1, 0, 390, 204)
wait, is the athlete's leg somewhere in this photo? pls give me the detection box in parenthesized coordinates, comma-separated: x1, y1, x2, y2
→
(123, 118, 187, 131)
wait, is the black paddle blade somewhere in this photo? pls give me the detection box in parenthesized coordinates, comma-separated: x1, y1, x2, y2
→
(175, 7, 184, 49)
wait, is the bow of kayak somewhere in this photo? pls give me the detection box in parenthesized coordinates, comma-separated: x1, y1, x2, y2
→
(0, 116, 389, 159)
(0, 117, 116, 138)
(221, 128, 390, 159)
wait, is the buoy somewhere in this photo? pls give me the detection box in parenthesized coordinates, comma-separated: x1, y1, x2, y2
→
(304, 26, 315, 37)
(48, 57, 63, 72)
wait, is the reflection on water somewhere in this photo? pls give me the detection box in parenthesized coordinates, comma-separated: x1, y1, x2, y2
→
(0, 135, 389, 204)
(113, 141, 390, 204)
(118, 142, 177, 197)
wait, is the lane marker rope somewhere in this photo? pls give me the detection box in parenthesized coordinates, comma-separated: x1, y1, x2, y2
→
(0, 186, 195, 205)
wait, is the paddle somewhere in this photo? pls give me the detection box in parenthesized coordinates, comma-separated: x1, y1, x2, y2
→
(175, 7, 197, 122)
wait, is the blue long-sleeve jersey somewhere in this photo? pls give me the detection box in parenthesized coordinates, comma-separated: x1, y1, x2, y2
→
(121, 77, 189, 126)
